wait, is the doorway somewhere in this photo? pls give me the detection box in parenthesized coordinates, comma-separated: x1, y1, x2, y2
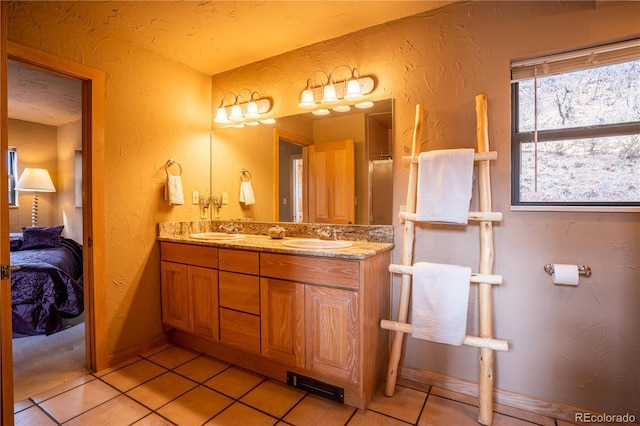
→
(7, 58, 87, 400)
(3, 42, 107, 406)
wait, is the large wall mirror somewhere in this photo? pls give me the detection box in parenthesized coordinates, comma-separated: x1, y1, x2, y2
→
(211, 99, 393, 225)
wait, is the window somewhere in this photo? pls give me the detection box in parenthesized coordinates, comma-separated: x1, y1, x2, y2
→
(8, 148, 18, 206)
(511, 38, 640, 210)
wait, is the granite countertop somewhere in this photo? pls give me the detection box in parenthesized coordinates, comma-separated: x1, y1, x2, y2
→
(158, 234, 394, 260)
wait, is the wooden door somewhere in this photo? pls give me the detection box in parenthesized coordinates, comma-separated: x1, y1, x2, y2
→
(308, 139, 355, 224)
(305, 286, 359, 384)
(189, 266, 219, 340)
(0, 3, 14, 422)
(260, 278, 305, 367)
(160, 261, 190, 331)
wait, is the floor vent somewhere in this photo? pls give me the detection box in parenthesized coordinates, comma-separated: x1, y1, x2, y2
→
(286, 372, 344, 404)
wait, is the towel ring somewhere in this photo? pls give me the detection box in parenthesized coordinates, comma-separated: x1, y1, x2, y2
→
(166, 159, 182, 176)
(240, 169, 252, 182)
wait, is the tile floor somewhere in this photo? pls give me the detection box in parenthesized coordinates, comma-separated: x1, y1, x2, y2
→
(14, 344, 575, 426)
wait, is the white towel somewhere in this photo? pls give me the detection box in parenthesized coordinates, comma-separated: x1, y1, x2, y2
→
(415, 148, 475, 224)
(411, 262, 471, 346)
(164, 175, 184, 206)
(239, 181, 255, 205)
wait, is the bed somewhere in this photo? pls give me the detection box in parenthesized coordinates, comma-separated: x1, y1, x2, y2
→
(10, 226, 84, 338)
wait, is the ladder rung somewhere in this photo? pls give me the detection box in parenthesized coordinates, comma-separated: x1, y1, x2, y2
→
(388, 264, 502, 284)
(399, 211, 502, 222)
(380, 320, 509, 351)
(402, 151, 497, 163)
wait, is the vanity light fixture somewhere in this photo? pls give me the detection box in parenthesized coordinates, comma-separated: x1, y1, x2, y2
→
(298, 65, 375, 112)
(214, 89, 273, 126)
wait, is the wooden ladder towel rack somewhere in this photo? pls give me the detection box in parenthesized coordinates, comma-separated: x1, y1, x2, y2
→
(381, 94, 508, 426)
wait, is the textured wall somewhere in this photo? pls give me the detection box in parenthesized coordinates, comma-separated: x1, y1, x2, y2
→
(210, 1, 639, 417)
(8, 2, 212, 353)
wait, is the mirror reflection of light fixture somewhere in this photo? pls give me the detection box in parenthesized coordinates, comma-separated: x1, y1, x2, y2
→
(298, 65, 375, 114)
(15, 167, 56, 227)
(214, 89, 273, 127)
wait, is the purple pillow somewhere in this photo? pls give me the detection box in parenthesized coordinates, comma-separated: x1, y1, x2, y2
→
(21, 225, 64, 250)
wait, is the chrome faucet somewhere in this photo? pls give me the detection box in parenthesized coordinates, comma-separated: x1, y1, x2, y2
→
(218, 222, 238, 234)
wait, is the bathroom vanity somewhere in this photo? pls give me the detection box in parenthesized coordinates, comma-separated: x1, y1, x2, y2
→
(158, 223, 393, 409)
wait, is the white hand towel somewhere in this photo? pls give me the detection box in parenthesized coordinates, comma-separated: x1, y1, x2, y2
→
(415, 148, 475, 224)
(239, 181, 255, 205)
(411, 261, 471, 346)
(164, 175, 184, 206)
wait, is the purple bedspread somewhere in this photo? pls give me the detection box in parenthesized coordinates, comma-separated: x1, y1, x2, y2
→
(10, 238, 83, 338)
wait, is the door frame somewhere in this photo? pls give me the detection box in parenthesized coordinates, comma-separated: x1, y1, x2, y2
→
(2, 42, 107, 404)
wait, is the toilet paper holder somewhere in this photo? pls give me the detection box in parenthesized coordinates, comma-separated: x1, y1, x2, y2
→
(544, 264, 591, 277)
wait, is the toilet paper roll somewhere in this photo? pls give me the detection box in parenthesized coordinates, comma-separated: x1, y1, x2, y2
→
(552, 264, 579, 286)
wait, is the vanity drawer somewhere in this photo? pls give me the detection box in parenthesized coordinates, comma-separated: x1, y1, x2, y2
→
(219, 271, 260, 314)
(219, 308, 260, 353)
(161, 242, 218, 269)
(219, 249, 259, 275)
(260, 253, 360, 290)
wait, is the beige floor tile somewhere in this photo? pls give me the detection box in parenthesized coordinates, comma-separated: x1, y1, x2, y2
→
(140, 343, 175, 359)
(348, 409, 413, 425)
(13, 398, 34, 413)
(173, 355, 230, 383)
(367, 384, 427, 424)
(240, 379, 306, 418)
(94, 356, 142, 377)
(418, 395, 478, 426)
(101, 359, 168, 392)
(146, 345, 200, 369)
(39, 379, 121, 423)
(204, 366, 265, 399)
(429, 387, 478, 407)
(131, 412, 175, 425)
(65, 394, 151, 426)
(14, 405, 56, 426)
(30, 373, 96, 403)
(126, 371, 198, 410)
(283, 394, 356, 426)
(157, 385, 233, 425)
(206, 401, 278, 425)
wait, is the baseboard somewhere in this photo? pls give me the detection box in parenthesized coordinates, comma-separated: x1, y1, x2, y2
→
(106, 334, 170, 369)
(398, 366, 600, 424)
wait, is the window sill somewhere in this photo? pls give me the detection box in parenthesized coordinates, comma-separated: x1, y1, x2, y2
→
(510, 205, 640, 213)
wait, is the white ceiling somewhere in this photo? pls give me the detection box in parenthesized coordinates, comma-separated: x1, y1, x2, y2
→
(7, 1, 459, 126)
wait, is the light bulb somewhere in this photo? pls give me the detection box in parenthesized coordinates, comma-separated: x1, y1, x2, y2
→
(332, 105, 351, 112)
(355, 101, 374, 109)
(312, 109, 330, 116)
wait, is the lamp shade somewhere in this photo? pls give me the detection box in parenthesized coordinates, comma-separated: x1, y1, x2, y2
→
(15, 168, 56, 192)
(214, 107, 229, 123)
(229, 104, 243, 121)
(298, 89, 316, 109)
(245, 101, 260, 119)
(321, 84, 339, 104)
(344, 78, 363, 101)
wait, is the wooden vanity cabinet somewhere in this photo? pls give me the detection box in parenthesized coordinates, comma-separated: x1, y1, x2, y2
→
(162, 241, 391, 410)
(160, 242, 219, 340)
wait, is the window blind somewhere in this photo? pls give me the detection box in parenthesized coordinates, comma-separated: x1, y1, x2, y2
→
(511, 38, 640, 82)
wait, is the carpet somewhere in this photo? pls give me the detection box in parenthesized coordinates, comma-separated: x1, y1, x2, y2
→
(12, 316, 88, 401)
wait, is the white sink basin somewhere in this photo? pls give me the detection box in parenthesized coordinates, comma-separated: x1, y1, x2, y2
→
(189, 232, 244, 241)
(281, 239, 353, 249)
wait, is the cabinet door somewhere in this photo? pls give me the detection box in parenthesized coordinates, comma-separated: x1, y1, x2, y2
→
(161, 261, 190, 331)
(305, 286, 359, 383)
(189, 265, 219, 340)
(260, 278, 305, 367)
